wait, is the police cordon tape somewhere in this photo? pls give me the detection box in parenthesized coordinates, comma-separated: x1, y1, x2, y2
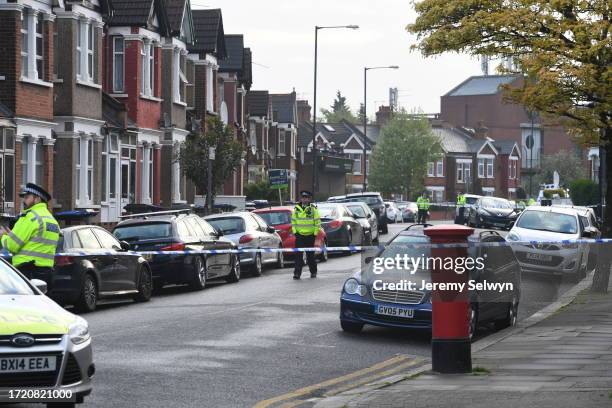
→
(1, 238, 611, 258)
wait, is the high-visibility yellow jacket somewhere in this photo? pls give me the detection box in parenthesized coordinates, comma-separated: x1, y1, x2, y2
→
(1, 202, 60, 268)
(416, 196, 430, 210)
(291, 204, 321, 236)
(527, 198, 536, 206)
(456, 194, 466, 206)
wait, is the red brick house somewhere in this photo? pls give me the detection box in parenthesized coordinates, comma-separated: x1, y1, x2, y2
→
(269, 91, 298, 200)
(425, 120, 521, 202)
(245, 90, 270, 184)
(0, 0, 57, 214)
(440, 75, 582, 195)
(100, 0, 170, 221)
(218, 34, 252, 196)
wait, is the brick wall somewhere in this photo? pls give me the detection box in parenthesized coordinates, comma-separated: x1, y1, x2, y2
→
(43, 142, 53, 193)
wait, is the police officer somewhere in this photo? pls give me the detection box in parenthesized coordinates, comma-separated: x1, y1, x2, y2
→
(416, 191, 430, 224)
(291, 190, 321, 279)
(0, 183, 60, 288)
(456, 192, 466, 224)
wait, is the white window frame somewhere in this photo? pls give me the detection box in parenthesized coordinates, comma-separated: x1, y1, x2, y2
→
(0, 129, 16, 208)
(206, 63, 214, 112)
(113, 37, 124, 92)
(77, 18, 95, 83)
(35, 14, 44, 81)
(436, 160, 444, 177)
(486, 158, 494, 178)
(20, 10, 29, 78)
(148, 43, 154, 94)
(76, 137, 94, 206)
(140, 42, 147, 94)
(21, 9, 45, 81)
(290, 132, 296, 158)
(352, 153, 362, 175)
(427, 162, 434, 177)
(478, 158, 485, 178)
(87, 23, 94, 80)
(141, 145, 153, 204)
(278, 132, 286, 156)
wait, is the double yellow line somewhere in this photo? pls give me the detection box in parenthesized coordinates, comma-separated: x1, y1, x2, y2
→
(254, 354, 423, 408)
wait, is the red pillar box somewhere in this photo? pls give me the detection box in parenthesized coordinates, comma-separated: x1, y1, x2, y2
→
(424, 224, 474, 373)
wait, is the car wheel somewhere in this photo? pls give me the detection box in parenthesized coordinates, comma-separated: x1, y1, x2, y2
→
(319, 240, 329, 262)
(341, 320, 364, 333)
(133, 266, 152, 302)
(275, 247, 285, 269)
(189, 256, 207, 290)
(75, 273, 97, 313)
(363, 230, 372, 246)
(495, 296, 518, 331)
(468, 303, 478, 341)
(251, 253, 263, 277)
(226, 255, 241, 283)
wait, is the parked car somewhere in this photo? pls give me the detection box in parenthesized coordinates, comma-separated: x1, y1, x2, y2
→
(316, 203, 365, 249)
(384, 201, 403, 223)
(113, 210, 240, 291)
(340, 225, 521, 337)
(507, 206, 600, 281)
(467, 197, 519, 230)
(51, 226, 153, 312)
(397, 202, 418, 222)
(205, 212, 283, 276)
(330, 192, 388, 234)
(253, 206, 328, 263)
(459, 194, 482, 224)
(0, 262, 94, 403)
(344, 202, 379, 244)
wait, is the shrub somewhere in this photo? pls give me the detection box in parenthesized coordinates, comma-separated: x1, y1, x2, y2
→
(569, 179, 599, 206)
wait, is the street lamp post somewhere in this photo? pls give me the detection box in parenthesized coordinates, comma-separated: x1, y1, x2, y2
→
(311, 24, 359, 196)
(362, 65, 399, 192)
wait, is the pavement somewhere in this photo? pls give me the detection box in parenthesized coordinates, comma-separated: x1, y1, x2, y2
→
(312, 272, 612, 408)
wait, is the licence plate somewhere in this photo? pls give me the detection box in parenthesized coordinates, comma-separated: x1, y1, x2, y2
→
(0, 356, 56, 373)
(526, 252, 553, 262)
(375, 305, 414, 318)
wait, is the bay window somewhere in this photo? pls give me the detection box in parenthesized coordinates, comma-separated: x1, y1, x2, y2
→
(478, 158, 494, 178)
(278, 132, 285, 156)
(141, 144, 153, 203)
(436, 160, 444, 177)
(456, 161, 471, 184)
(141, 41, 155, 97)
(77, 18, 97, 83)
(76, 137, 94, 205)
(427, 162, 434, 177)
(21, 137, 42, 186)
(0, 129, 15, 207)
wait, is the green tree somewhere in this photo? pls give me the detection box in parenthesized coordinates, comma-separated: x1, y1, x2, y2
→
(321, 90, 359, 123)
(244, 181, 289, 202)
(527, 150, 587, 190)
(408, 0, 611, 292)
(570, 179, 599, 206)
(358, 103, 368, 125)
(369, 111, 442, 197)
(179, 117, 243, 203)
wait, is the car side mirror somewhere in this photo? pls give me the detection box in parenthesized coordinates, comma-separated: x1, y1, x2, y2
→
(216, 229, 224, 237)
(31, 279, 47, 294)
(508, 221, 515, 229)
(267, 226, 276, 234)
(119, 241, 131, 251)
(366, 213, 371, 219)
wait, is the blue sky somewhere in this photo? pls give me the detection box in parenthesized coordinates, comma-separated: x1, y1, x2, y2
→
(192, 0, 482, 118)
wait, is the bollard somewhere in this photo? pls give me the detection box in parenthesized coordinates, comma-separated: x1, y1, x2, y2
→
(424, 224, 474, 374)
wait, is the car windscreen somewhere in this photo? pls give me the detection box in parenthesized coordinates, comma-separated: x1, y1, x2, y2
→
(466, 197, 479, 205)
(113, 222, 172, 241)
(348, 196, 382, 206)
(257, 211, 291, 226)
(480, 198, 513, 209)
(346, 205, 366, 218)
(207, 217, 246, 234)
(0, 263, 35, 295)
(317, 206, 339, 219)
(516, 211, 578, 234)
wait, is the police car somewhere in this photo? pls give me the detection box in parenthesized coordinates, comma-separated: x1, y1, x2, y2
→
(0, 259, 94, 406)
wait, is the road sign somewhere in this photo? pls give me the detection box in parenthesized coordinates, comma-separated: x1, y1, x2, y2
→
(269, 169, 288, 189)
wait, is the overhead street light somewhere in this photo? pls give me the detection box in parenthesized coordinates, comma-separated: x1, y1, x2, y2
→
(311, 24, 360, 195)
(363, 65, 399, 192)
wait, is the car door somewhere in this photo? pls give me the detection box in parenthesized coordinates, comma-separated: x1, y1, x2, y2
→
(252, 213, 276, 262)
(73, 228, 116, 293)
(343, 206, 362, 244)
(186, 216, 220, 279)
(93, 227, 138, 292)
(198, 218, 233, 275)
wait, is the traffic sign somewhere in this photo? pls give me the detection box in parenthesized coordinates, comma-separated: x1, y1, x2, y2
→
(269, 169, 288, 190)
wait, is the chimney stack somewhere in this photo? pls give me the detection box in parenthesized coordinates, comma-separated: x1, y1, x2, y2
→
(474, 120, 489, 139)
(376, 106, 392, 127)
(297, 100, 311, 124)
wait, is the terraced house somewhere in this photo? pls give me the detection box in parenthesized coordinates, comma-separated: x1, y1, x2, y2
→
(0, 2, 256, 222)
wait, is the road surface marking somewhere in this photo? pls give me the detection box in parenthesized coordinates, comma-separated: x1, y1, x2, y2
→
(253, 354, 413, 408)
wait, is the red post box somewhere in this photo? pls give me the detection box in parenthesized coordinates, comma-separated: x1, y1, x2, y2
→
(424, 224, 474, 373)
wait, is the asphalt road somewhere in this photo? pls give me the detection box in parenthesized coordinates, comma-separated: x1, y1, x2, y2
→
(15, 221, 579, 408)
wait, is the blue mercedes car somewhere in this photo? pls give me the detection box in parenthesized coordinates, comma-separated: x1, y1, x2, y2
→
(340, 225, 521, 338)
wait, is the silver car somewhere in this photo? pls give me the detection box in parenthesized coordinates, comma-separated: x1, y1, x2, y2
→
(0, 260, 94, 406)
(205, 212, 283, 276)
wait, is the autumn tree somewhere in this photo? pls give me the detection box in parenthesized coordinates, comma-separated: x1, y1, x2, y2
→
(408, 0, 611, 291)
(369, 112, 442, 197)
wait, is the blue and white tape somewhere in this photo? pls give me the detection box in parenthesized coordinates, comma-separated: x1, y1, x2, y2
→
(1, 238, 611, 258)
